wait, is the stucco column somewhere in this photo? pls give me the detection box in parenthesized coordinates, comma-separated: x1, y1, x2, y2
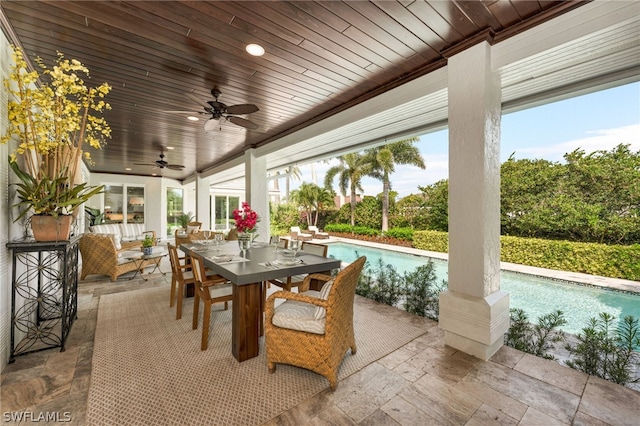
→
(195, 173, 210, 230)
(439, 41, 510, 361)
(244, 148, 269, 243)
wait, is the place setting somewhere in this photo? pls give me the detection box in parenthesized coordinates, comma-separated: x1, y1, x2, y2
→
(260, 238, 303, 269)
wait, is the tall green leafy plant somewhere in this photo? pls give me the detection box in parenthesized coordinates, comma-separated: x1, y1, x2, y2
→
(565, 313, 639, 386)
(505, 309, 567, 360)
(402, 262, 446, 321)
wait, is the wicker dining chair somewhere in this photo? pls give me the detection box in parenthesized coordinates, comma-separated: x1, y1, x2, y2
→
(190, 253, 233, 351)
(267, 241, 328, 292)
(265, 256, 366, 391)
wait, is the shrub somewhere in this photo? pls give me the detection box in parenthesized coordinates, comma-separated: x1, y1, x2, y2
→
(356, 258, 403, 306)
(384, 227, 414, 241)
(505, 309, 567, 360)
(564, 313, 640, 386)
(410, 230, 640, 281)
(325, 223, 379, 236)
(413, 230, 449, 252)
(402, 261, 446, 320)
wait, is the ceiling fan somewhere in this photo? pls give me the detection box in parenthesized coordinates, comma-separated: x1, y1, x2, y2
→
(169, 88, 259, 131)
(134, 152, 185, 171)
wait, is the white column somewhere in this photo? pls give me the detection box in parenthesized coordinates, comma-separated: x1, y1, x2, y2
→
(439, 41, 510, 361)
(195, 174, 210, 230)
(244, 148, 269, 243)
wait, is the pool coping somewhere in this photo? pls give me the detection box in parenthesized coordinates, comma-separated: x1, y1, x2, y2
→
(329, 236, 640, 295)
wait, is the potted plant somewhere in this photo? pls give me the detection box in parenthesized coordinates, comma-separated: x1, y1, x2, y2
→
(85, 206, 105, 227)
(141, 234, 154, 255)
(233, 202, 260, 253)
(1, 46, 111, 241)
(176, 212, 195, 230)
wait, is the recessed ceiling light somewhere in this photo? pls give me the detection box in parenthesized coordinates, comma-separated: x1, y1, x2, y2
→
(246, 43, 265, 56)
(166, 146, 175, 150)
(187, 116, 199, 121)
(125, 167, 132, 171)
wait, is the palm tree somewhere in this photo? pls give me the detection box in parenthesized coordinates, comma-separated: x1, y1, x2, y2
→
(324, 152, 370, 226)
(311, 185, 334, 226)
(289, 182, 315, 226)
(285, 165, 302, 200)
(364, 137, 426, 232)
(290, 182, 335, 226)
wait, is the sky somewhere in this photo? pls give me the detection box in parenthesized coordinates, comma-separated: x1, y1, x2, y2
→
(281, 81, 639, 199)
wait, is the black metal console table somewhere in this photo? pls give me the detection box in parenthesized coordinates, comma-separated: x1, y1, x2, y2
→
(6, 236, 80, 362)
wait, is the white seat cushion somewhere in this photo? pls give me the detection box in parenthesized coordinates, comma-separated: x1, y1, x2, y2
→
(182, 269, 219, 281)
(272, 290, 325, 335)
(207, 283, 233, 298)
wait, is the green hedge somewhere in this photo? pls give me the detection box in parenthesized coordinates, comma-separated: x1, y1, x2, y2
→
(324, 224, 379, 236)
(413, 230, 640, 281)
(413, 230, 449, 253)
(383, 227, 414, 241)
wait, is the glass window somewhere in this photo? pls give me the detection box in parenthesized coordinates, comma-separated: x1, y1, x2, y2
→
(104, 186, 123, 223)
(214, 196, 227, 231)
(127, 186, 145, 223)
(213, 195, 240, 230)
(167, 188, 184, 236)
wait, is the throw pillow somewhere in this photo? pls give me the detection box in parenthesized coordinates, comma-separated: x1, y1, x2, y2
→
(112, 234, 122, 251)
(187, 225, 199, 234)
(314, 279, 333, 320)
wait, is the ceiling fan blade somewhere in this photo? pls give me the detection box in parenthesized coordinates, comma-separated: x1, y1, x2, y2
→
(226, 104, 259, 114)
(228, 116, 258, 130)
(187, 93, 206, 106)
(204, 118, 219, 132)
(166, 164, 185, 170)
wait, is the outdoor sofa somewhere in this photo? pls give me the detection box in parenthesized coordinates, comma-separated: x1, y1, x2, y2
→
(89, 222, 156, 250)
(79, 233, 158, 281)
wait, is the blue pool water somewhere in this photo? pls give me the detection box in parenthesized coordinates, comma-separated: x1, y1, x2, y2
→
(327, 242, 640, 336)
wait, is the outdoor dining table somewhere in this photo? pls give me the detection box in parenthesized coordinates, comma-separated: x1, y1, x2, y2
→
(180, 240, 341, 362)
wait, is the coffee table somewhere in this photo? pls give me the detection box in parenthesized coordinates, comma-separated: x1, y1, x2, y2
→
(126, 251, 167, 281)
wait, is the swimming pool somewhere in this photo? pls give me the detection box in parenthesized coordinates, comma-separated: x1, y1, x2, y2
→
(327, 241, 640, 336)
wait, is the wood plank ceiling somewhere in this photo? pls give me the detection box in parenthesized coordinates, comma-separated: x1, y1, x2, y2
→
(1, 1, 585, 181)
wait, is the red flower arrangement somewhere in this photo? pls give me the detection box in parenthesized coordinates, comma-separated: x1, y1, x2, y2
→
(233, 202, 259, 233)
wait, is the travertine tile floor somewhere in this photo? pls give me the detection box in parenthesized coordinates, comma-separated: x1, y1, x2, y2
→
(2, 256, 639, 425)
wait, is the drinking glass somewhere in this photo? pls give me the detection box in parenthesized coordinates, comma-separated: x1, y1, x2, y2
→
(271, 235, 280, 253)
(288, 238, 300, 257)
(214, 233, 223, 251)
(239, 238, 251, 258)
(203, 230, 211, 244)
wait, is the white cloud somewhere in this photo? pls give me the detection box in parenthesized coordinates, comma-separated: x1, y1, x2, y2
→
(508, 124, 640, 162)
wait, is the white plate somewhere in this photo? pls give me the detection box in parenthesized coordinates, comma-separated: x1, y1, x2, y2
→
(274, 258, 299, 266)
(212, 255, 234, 263)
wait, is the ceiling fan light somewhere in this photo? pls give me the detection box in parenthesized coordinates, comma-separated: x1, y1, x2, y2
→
(246, 43, 265, 56)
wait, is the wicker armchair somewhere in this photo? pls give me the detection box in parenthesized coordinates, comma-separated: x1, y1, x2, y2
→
(79, 233, 156, 282)
(174, 221, 202, 246)
(265, 256, 366, 390)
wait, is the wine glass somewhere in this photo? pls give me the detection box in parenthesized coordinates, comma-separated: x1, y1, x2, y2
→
(214, 233, 223, 251)
(239, 237, 251, 258)
(203, 230, 211, 244)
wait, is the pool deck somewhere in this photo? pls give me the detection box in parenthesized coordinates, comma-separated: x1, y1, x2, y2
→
(329, 236, 640, 294)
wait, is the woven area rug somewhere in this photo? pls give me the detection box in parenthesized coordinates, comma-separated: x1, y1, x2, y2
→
(86, 286, 427, 425)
